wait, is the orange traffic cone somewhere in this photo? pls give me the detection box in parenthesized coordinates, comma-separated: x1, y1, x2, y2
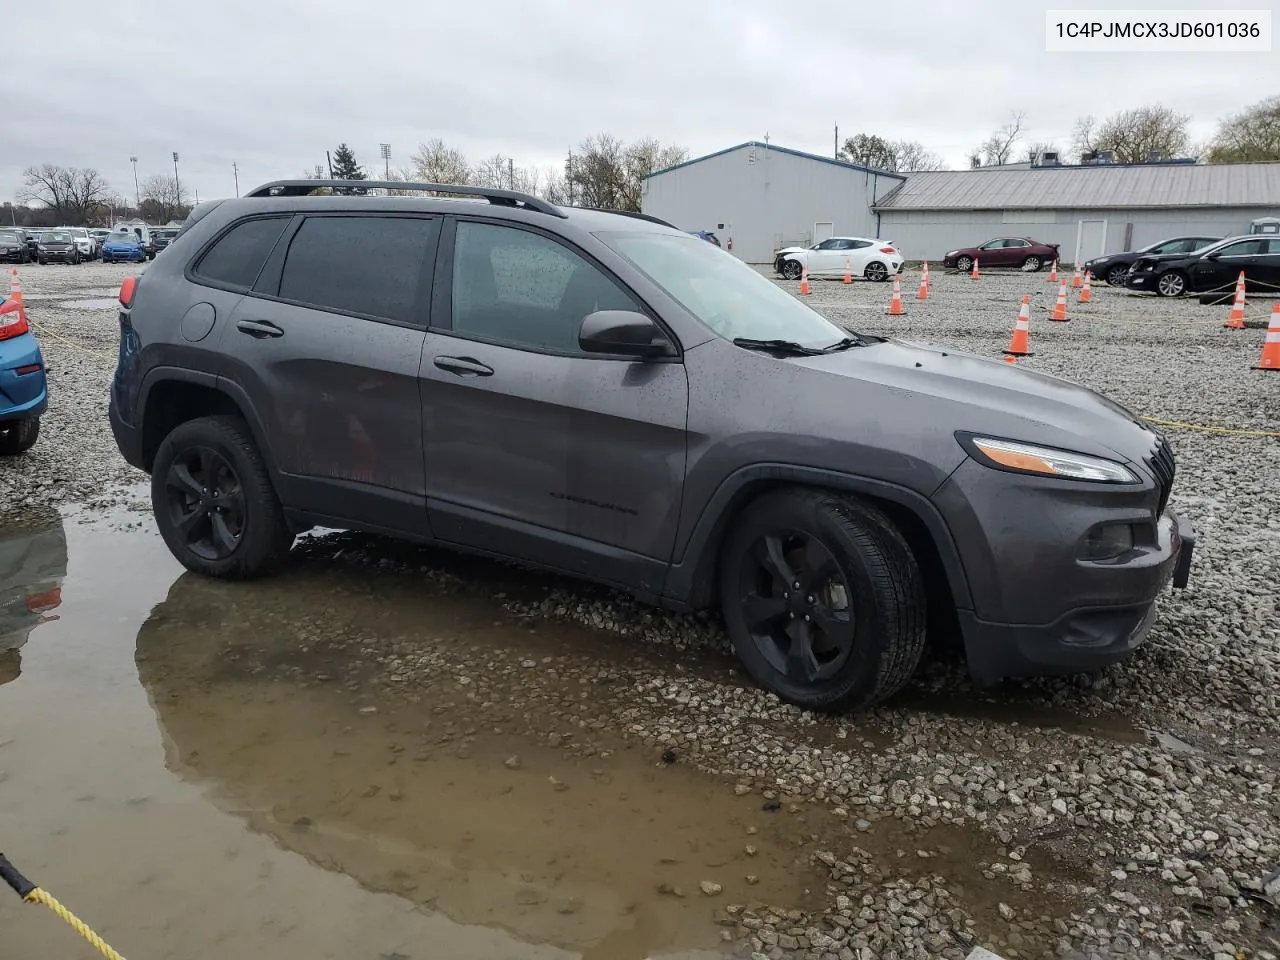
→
(1050, 280, 1069, 321)
(1003, 295, 1032, 357)
(916, 270, 929, 300)
(799, 265, 810, 296)
(1078, 270, 1093, 303)
(971, 257, 980, 280)
(842, 257, 852, 284)
(1225, 272, 1246, 329)
(1046, 259, 1058, 282)
(8, 268, 22, 307)
(1257, 303, 1280, 370)
(923, 261, 931, 288)
(1071, 264, 1083, 288)
(887, 274, 905, 315)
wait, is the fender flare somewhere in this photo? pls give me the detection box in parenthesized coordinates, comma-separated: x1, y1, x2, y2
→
(137, 368, 279, 478)
(663, 463, 973, 611)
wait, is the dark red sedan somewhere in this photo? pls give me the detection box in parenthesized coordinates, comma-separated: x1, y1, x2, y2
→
(942, 237, 1060, 273)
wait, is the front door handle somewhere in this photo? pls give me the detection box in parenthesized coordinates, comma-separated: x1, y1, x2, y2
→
(236, 319, 284, 339)
(433, 356, 494, 377)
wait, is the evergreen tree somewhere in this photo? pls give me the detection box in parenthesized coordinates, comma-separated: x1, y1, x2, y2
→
(330, 143, 367, 193)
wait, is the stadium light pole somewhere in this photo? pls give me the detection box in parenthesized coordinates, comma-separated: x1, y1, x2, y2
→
(129, 156, 140, 211)
(380, 143, 391, 179)
(172, 152, 181, 216)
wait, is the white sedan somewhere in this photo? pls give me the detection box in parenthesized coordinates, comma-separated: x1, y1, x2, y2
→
(773, 237, 904, 282)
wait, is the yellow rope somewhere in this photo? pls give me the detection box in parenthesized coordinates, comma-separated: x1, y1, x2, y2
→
(1142, 416, 1280, 438)
(24, 888, 129, 960)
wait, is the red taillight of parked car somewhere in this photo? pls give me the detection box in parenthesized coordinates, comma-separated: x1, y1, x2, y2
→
(0, 299, 29, 341)
(880, 246, 897, 254)
(119, 275, 137, 308)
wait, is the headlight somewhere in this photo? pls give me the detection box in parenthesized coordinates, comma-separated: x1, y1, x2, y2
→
(946, 250, 958, 257)
(962, 436, 1138, 483)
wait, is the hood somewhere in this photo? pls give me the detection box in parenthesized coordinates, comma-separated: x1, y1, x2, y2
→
(776, 246, 809, 256)
(794, 339, 1158, 464)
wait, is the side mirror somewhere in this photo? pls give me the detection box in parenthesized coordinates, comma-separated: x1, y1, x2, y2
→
(1204, 251, 1220, 260)
(579, 310, 674, 359)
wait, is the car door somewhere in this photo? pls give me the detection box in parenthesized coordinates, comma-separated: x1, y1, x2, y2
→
(419, 217, 689, 594)
(1255, 238, 1280, 289)
(807, 238, 844, 276)
(1195, 238, 1268, 292)
(978, 239, 1010, 266)
(214, 212, 438, 535)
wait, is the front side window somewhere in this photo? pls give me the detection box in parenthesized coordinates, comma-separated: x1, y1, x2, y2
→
(194, 217, 291, 291)
(450, 221, 639, 354)
(600, 230, 849, 349)
(277, 216, 436, 323)
(1218, 239, 1266, 257)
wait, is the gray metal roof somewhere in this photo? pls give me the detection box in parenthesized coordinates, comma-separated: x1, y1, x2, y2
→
(873, 162, 1280, 211)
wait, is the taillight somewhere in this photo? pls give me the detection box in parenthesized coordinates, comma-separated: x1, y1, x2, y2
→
(119, 275, 137, 308)
(880, 246, 897, 254)
(0, 301, 29, 341)
(15, 363, 42, 375)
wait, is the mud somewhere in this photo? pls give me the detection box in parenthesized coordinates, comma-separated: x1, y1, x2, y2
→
(0, 507, 1106, 959)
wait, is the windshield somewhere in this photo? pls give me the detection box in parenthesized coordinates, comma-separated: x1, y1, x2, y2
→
(107, 233, 136, 244)
(0, 232, 21, 244)
(68, 229, 87, 238)
(598, 231, 849, 348)
(44, 232, 71, 242)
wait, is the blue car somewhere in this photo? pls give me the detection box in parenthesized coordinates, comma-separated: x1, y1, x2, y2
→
(100, 233, 148, 264)
(0, 296, 46, 455)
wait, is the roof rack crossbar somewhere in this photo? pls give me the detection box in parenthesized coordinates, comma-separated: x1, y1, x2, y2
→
(244, 180, 568, 218)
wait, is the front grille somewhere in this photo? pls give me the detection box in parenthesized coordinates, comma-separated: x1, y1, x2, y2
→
(1145, 434, 1176, 516)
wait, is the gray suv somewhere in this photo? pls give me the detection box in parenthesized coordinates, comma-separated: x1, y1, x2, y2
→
(108, 180, 1195, 711)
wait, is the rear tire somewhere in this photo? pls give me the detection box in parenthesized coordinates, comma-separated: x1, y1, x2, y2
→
(864, 261, 889, 282)
(1021, 255, 1042, 272)
(1105, 264, 1130, 286)
(0, 417, 40, 455)
(719, 489, 927, 712)
(151, 415, 294, 580)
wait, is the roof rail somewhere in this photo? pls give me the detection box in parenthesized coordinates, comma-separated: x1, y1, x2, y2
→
(570, 207, 677, 228)
(244, 180, 568, 218)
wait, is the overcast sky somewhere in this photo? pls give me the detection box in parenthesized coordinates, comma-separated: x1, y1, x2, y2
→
(7, 0, 1278, 206)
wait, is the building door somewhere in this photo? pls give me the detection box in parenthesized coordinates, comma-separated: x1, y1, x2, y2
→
(813, 222, 834, 245)
(1075, 220, 1107, 265)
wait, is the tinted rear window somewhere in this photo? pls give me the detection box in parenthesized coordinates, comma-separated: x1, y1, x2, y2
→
(276, 216, 435, 324)
(194, 217, 290, 290)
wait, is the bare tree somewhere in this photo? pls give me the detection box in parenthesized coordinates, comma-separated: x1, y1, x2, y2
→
(1204, 96, 1280, 163)
(17, 164, 111, 223)
(409, 138, 472, 185)
(841, 134, 941, 172)
(470, 153, 540, 194)
(620, 137, 687, 210)
(565, 134, 686, 211)
(1073, 105, 1190, 163)
(971, 111, 1025, 167)
(892, 141, 944, 172)
(140, 174, 192, 223)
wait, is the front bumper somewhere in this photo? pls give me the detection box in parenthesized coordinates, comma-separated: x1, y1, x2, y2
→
(40, 250, 76, 262)
(0, 251, 24, 263)
(1126, 271, 1159, 291)
(962, 511, 1194, 681)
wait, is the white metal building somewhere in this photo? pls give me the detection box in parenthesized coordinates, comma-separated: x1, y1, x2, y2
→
(873, 162, 1280, 264)
(641, 142, 905, 264)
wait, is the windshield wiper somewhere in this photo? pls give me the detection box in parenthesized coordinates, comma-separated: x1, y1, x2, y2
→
(732, 337, 825, 356)
(822, 336, 865, 352)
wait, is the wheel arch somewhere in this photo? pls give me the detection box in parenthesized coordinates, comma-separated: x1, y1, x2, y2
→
(665, 465, 973, 623)
(138, 370, 277, 478)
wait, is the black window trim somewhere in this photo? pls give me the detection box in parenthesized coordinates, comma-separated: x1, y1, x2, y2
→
(429, 215, 683, 363)
(1218, 239, 1265, 258)
(186, 213, 295, 296)
(244, 212, 442, 331)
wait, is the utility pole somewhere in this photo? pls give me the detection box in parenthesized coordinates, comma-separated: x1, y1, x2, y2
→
(326, 150, 334, 179)
(834, 123, 839, 160)
(508, 158, 515, 191)
(233, 161, 239, 197)
(566, 150, 574, 206)
(130, 156, 140, 211)
(172, 152, 181, 218)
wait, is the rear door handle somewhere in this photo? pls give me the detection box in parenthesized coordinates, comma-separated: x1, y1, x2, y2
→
(433, 356, 494, 377)
(236, 319, 284, 339)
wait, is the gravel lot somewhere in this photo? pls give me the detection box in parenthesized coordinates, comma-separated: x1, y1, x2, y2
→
(4, 260, 1280, 960)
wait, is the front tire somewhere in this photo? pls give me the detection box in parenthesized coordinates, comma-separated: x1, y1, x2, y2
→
(1156, 271, 1187, 297)
(0, 417, 39, 455)
(955, 255, 973, 273)
(780, 259, 803, 281)
(1106, 264, 1130, 286)
(151, 415, 294, 579)
(719, 489, 927, 712)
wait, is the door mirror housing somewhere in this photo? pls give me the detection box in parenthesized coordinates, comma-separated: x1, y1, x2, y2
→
(579, 311, 675, 359)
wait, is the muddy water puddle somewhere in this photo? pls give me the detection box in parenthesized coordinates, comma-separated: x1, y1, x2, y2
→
(1, 508, 1104, 958)
(55, 297, 119, 309)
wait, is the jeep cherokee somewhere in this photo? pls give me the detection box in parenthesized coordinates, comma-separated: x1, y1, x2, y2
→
(107, 179, 1194, 711)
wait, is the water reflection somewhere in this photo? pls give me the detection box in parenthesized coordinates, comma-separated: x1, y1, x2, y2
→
(0, 507, 67, 686)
